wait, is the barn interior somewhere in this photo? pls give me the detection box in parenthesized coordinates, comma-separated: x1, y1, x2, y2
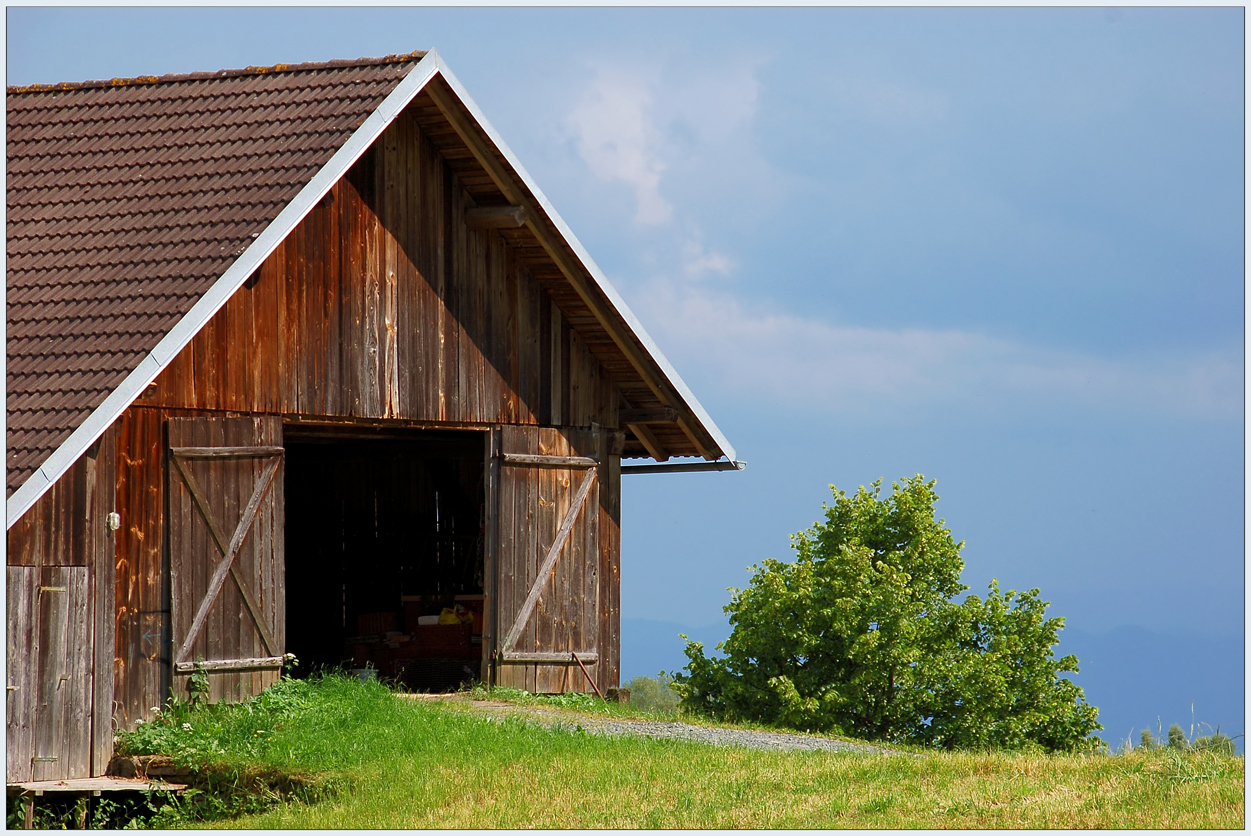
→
(283, 427, 487, 692)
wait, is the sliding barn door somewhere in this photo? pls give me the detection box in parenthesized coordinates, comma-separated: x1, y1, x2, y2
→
(168, 416, 285, 703)
(490, 425, 604, 694)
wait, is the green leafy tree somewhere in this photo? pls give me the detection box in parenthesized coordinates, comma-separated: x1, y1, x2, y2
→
(674, 476, 1101, 751)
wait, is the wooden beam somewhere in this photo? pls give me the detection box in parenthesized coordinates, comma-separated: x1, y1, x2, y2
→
(500, 453, 598, 469)
(173, 657, 284, 673)
(620, 407, 678, 424)
(498, 651, 598, 665)
(423, 79, 722, 461)
(169, 446, 285, 460)
(626, 423, 669, 463)
(465, 205, 528, 228)
(675, 414, 718, 461)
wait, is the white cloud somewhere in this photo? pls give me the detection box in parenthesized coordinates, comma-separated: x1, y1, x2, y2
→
(680, 240, 735, 279)
(637, 281, 1242, 422)
(566, 71, 671, 225)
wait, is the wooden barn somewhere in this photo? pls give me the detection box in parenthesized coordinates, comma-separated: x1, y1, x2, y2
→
(5, 51, 741, 782)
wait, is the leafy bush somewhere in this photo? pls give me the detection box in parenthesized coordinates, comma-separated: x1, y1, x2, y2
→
(674, 476, 1102, 752)
(624, 674, 681, 714)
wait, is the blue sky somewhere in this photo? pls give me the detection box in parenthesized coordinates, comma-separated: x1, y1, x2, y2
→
(7, 7, 1244, 743)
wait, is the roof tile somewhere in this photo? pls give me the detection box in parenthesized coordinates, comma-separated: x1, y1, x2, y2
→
(7, 53, 425, 496)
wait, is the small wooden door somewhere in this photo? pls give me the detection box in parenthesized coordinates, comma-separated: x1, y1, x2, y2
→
(489, 425, 603, 693)
(6, 566, 92, 783)
(168, 416, 285, 703)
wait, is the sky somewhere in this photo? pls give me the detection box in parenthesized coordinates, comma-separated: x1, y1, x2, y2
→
(6, 6, 1244, 745)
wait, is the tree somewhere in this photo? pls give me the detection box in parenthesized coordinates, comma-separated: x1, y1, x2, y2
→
(674, 476, 1102, 751)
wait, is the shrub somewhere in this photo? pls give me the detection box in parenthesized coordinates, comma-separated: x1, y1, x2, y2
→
(674, 476, 1102, 752)
(623, 674, 680, 714)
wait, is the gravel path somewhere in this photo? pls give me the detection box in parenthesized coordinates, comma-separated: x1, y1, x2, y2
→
(416, 697, 891, 755)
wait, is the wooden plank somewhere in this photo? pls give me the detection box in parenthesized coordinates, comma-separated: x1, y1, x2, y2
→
(169, 446, 285, 459)
(32, 568, 91, 781)
(91, 429, 116, 777)
(522, 426, 538, 693)
(500, 453, 599, 469)
(496, 428, 517, 689)
(65, 569, 92, 779)
(601, 446, 622, 693)
(7, 567, 38, 783)
(482, 430, 499, 684)
(500, 468, 597, 653)
(498, 651, 597, 664)
(534, 430, 558, 693)
(7, 777, 188, 794)
(500, 233, 518, 425)
(172, 657, 284, 673)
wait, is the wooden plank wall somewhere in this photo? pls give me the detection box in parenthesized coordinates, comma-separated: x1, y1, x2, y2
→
(144, 111, 618, 434)
(5, 429, 116, 778)
(113, 407, 167, 731)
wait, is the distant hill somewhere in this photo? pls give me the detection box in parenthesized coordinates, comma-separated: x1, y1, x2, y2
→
(622, 618, 1243, 752)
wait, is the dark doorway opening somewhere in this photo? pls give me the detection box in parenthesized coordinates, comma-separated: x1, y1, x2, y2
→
(284, 427, 486, 692)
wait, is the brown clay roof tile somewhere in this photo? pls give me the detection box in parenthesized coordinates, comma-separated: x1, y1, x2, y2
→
(7, 52, 426, 495)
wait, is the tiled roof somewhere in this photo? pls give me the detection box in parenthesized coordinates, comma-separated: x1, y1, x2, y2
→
(6, 53, 426, 495)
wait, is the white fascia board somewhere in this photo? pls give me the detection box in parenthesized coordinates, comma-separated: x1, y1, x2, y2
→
(6, 53, 442, 529)
(431, 56, 738, 465)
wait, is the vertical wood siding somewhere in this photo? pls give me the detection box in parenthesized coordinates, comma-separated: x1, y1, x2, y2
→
(5, 430, 116, 778)
(6, 566, 92, 782)
(143, 112, 619, 432)
(113, 407, 167, 732)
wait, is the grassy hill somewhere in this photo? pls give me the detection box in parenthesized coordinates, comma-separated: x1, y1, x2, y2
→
(48, 675, 1243, 829)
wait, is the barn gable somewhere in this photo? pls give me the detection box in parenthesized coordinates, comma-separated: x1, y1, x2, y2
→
(7, 50, 738, 528)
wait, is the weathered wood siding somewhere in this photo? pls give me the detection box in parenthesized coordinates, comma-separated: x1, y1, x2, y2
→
(143, 111, 618, 431)
(5, 431, 116, 779)
(6, 566, 93, 782)
(113, 407, 167, 732)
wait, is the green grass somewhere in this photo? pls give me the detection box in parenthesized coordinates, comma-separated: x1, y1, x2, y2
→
(119, 675, 1243, 829)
